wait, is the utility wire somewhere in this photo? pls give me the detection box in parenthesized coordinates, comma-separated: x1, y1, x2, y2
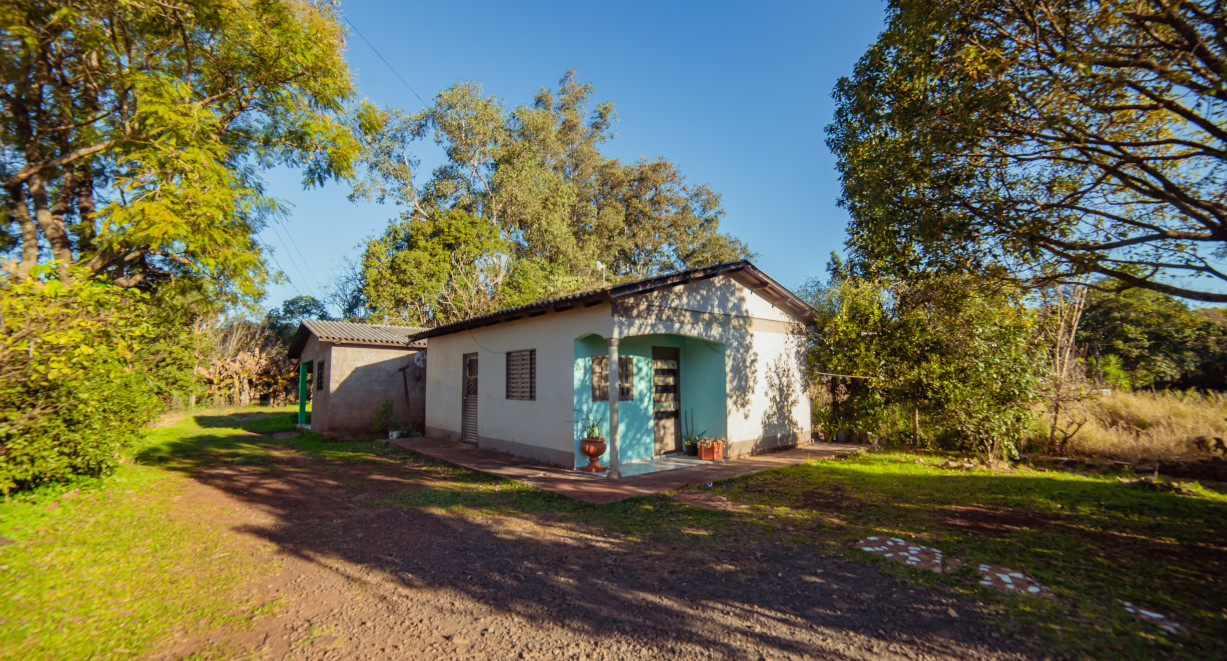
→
(262, 242, 305, 299)
(276, 215, 327, 294)
(266, 220, 317, 298)
(341, 14, 430, 109)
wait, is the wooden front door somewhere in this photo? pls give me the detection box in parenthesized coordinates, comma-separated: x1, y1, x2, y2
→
(652, 347, 681, 455)
(461, 353, 478, 444)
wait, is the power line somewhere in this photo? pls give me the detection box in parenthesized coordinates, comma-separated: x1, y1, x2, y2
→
(341, 14, 430, 109)
(266, 221, 317, 298)
(275, 215, 327, 294)
(262, 241, 305, 300)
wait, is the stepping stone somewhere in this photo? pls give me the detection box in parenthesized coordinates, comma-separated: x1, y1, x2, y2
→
(974, 562, 1047, 595)
(1118, 600, 1184, 634)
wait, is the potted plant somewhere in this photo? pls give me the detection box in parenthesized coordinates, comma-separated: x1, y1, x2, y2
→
(697, 437, 726, 461)
(576, 410, 608, 473)
(682, 409, 704, 457)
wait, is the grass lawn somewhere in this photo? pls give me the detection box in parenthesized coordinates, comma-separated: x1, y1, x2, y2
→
(699, 453, 1227, 660)
(2, 409, 1224, 659)
(0, 407, 304, 660)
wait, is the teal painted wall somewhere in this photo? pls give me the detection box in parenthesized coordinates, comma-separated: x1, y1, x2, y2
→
(572, 333, 727, 468)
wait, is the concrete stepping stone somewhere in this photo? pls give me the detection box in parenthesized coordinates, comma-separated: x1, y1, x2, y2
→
(855, 537, 1047, 596)
(854, 536, 956, 573)
(1119, 600, 1184, 634)
(973, 561, 1047, 595)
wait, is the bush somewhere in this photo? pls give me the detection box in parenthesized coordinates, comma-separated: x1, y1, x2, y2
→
(0, 268, 179, 493)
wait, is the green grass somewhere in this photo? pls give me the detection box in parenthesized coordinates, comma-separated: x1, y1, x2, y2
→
(699, 452, 1227, 660)
(5, 409, 1224, 660)
(0, 406, 304, 660)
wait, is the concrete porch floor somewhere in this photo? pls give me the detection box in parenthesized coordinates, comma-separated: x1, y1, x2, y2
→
(384, 436, 869, 505)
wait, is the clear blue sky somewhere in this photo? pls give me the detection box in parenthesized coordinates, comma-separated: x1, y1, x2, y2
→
(258, 0, 888, 313)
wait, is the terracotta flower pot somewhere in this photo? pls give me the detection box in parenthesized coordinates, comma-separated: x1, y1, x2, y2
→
(698, 440, 725, 461)
(579, 437, 608, 472)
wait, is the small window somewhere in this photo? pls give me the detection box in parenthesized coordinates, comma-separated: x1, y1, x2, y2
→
(592, 356, 633, 401)
(316, 361, 326, 391)
(506, 349, 536, 400)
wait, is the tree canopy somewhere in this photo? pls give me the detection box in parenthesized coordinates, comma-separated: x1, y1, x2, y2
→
(806, 261, 1042, 461)
(353, 72, 751, 325)
(1, 0, 361, 303)
(828, 0, 1226, 302)
(1078, 283, 1227, 389)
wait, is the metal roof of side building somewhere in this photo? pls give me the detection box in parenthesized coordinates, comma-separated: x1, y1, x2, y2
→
(287, 320, 425, 361)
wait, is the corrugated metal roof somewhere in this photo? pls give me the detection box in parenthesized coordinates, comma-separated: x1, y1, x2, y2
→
(409, 260, 817, 342)
(287, 320, 425, 361)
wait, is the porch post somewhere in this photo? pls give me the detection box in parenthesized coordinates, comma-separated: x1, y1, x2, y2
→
(297, 361, 310, 426)
(607, 337, 621, 479)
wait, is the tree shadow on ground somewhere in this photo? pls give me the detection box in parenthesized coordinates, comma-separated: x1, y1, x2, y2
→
(139, 410, 1028, 659)
(716, 460, 1227, 659)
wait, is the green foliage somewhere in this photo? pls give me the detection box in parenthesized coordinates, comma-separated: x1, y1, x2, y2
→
(1, 0, 361, 304)
(1078, 284, 1227, 389)
(827, 0, 1227, 303)
(808, 265, 1042, 461)
(265, 295, 331, 343)
(361, 208, 516, 325)
(352, 72, 750, 322)
(0, 267, 190, 492)
(370, 400, 399, 435)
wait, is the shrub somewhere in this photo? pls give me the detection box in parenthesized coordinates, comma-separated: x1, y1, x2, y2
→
(0, 268, 178, 493)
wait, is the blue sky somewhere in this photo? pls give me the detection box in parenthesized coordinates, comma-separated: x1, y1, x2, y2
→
(258, 1, 888, 312)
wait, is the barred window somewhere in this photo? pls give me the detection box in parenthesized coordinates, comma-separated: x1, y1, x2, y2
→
(505, 349, 536, 400)
(316, 361, 326, 391)
(592, 356, 634, 401)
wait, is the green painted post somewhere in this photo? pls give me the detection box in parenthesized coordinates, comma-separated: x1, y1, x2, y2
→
(297, 360, 311, 426)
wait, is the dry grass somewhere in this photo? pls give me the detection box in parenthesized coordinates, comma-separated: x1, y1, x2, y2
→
(1031, 390, 1227, 461)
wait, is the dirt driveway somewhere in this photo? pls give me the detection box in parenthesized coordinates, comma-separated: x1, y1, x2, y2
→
(152, 439, 1029, 660)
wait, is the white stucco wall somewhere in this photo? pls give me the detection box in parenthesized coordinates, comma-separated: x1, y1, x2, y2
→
(423, 303, 614, 466)
(614, 274, 811, 455)
(422, 274, 811, 465)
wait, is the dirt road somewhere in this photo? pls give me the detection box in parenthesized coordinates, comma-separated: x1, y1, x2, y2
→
(153, 444, 1029, 660)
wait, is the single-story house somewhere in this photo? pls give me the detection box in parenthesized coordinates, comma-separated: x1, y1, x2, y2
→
(287, 320, 427, 437)
(410, 260, 815, 473)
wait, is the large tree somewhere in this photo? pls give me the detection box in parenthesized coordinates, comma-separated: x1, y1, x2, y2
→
(828, 0, 1226, 302)
(353, 72, 751, 324)
(1, 0, 360, 302)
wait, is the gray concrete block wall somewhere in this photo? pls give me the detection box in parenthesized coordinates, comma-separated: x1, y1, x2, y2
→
(321, 344, 424, 436)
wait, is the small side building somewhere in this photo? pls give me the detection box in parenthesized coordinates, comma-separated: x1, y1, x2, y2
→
(287, 320, 426, 437)
(411, 260, 814, 470)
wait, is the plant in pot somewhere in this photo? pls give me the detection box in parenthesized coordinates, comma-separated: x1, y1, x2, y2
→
(681, 409, 704, 456)
(576, 410, 608, 473)
(697, 436, 726, 461)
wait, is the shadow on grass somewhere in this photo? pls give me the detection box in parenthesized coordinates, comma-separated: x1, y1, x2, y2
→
(138, 410, 1022, 660)
(710, 459, 1227, 659)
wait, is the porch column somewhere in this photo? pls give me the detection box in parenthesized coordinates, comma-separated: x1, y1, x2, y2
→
(607, 337, 622, 479)
(297, 361, 310, 426)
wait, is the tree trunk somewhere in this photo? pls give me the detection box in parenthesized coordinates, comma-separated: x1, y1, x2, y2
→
(911, 406, 920, 445)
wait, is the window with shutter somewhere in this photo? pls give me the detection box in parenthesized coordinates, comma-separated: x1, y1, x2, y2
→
(591, 356, 633, 401)
(505, 349, 536, 400)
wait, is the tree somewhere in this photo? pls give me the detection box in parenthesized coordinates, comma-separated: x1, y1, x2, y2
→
(351, 72, 750, 322)
(360, 209, 517, 325)
(1078, 283, 1227, 389)
(828, 0, 1227, 303)
(1, 0, 361, 303)
(265, 294, 331, 342)
(807, 262, 1042, 462)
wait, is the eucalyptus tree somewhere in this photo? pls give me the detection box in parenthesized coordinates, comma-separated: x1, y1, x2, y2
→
(1, 0, 362, 303)
(352, 71, 750, 323)
(828, 0, 1227, 302)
